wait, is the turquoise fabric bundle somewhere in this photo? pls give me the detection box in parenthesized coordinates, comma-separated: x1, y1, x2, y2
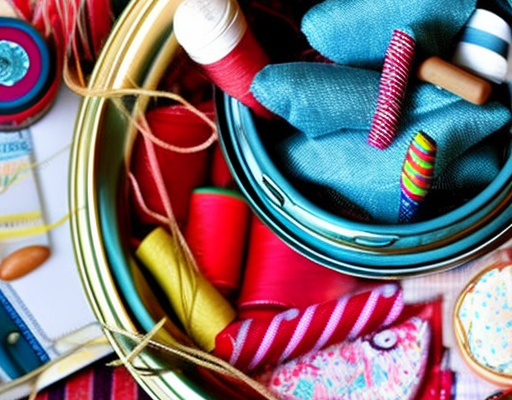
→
(249, 0, 512, 223)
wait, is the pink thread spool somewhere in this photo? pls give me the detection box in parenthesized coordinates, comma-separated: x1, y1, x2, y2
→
(173, 0, 271, 118)
(368, 29, 416, 150)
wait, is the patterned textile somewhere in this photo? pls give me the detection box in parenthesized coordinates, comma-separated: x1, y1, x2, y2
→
(33, 357, 150, 400)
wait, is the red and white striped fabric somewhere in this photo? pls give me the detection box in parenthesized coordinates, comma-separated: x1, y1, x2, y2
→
(214, 284, 404, 372)
(368, 29, 416, 150)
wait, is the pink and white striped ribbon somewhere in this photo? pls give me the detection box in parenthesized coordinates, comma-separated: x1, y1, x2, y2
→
(368, 29, 416, 150)
(214, 284, 404, 372)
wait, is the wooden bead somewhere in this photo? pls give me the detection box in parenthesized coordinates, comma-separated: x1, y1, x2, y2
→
(0, 245, 50, 281)
(416, 56, 492, 105)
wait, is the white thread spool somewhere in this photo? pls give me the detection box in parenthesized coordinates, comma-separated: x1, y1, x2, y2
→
(173, 0, 271, 117)
(452, 9, 512, 83)
(173, 0, 247, 65)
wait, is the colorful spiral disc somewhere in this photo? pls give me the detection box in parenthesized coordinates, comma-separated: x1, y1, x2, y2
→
(0, 17, 51, 115)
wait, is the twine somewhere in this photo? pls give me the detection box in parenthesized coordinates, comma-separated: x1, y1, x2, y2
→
(26, 2, 281, 399)
(104, 318, 281, 400)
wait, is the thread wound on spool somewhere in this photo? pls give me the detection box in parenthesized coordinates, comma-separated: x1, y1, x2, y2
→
(185, 188, 250, 297)
(136, 227, 237, 352)
(452, 9, 512, 83)
(368, 29, 415, 150)
(174, 0, 271, 117)
(237, 216, 361, 320)
(0, 17, 59, 130)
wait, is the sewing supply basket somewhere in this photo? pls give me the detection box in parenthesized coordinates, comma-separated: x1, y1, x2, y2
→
(69, 0, 512, 398)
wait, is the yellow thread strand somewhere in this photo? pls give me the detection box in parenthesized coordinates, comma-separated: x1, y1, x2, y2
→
(107, 318, 167, 368)
(0, 213, 71, 239)
(0, 211, 42, 223)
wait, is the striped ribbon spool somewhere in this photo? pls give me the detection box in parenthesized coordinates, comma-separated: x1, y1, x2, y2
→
(398, 131, 437, 223)
(453, 9, 512, 84)
(368, 29, 416, 150)
(214, 284, 404, 372)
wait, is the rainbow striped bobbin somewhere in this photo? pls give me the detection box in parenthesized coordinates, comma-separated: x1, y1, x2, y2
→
(399, 131, 437, 223)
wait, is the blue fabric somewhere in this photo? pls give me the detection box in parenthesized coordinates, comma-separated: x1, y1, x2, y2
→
(301, 0, 476, 69)
(249, 0, 512, 223)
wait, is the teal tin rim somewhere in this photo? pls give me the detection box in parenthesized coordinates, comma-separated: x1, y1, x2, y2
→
(215, 90, 512, 278)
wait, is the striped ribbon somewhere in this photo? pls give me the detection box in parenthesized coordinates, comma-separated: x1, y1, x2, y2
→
(461, 26, 509, 57)
(368, 29, 415, 150)
(34, 359, 151, 400)
(214, 284, 404, 372)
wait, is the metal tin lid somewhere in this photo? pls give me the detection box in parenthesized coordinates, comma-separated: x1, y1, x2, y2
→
(215, 91, 512, 278)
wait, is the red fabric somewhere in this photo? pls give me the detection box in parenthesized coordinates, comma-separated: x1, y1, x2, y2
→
(203, 26, 272, 118)
(33, 357, 151, 400)
(215, 284, 404, 372)
(64, 367, 94, 400)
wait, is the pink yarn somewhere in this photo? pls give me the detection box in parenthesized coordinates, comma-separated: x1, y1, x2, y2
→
(368, 29, 416, 149)
(203, 27, 272, 118)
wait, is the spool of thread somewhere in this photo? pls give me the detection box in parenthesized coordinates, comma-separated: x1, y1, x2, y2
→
(130, 104, 212, 228)
(173, 0, 271, 118)
(210, 142, 235, 188)
(452, 9, 511, 84)
(185, 188, 251, 297)
(399, 131, 437, 223)
(417, 56, 492, 105)
(0, 17, 56, 130)
(136, 227, 237, 352)
(368, 29, 416, 150)
(237, 216, 363, 320)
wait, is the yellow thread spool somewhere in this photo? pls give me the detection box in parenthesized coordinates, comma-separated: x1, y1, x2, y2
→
(135, 227, 236, 352)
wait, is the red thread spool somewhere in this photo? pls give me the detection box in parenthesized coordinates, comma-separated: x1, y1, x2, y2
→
(210, 142, 235, 188)
(130, 104, 213, 228)
(185, 188, 251, 297)
(368, 29, 416, 149)
(238, 216, 363, 320)
(173, 0, 271, 118)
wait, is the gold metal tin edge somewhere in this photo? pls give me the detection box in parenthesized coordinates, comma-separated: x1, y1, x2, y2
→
(69, 0, 210, 399)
